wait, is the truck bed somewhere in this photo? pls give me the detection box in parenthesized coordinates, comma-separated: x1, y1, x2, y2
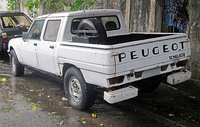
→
(73, 32, 175, 45)
(108, 33, 173, 45)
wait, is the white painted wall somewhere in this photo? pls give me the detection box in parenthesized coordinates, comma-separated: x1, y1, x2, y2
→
(0, 0, 7, 11)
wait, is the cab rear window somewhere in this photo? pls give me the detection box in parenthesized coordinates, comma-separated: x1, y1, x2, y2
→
(71, 16, 120, 34)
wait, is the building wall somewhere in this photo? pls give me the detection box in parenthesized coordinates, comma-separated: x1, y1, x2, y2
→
(19, 0, 31, 17)
(93, 0, 162, 32)
(0, 0, 7, 11)
(129, 0, 150, 32)
(187, 0, 200, 80)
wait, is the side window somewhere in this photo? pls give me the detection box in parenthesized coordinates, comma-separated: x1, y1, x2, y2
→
(101, 16, 120, 31)
(1, 17, 16, 28)
(0, 16, 31, 28)
(43, 20, 61, 42)
(14, 15, 30, 27)
(0, 18, 3, 28)
(28, 20, 45, 40)
(71, 19, 82, 34)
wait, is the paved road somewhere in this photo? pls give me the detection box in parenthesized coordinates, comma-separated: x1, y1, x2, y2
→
(0, 59, 200, 127)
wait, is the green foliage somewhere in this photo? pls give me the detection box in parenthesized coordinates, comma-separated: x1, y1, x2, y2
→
(7, 0, 19, 10)
(64, 0, 84, 11)
(7, 0, 95, 17)
(43, 0, 94, 13)
(64, 0, 94, 11)
(25, 0, 40, 17)
(44, 0, 54, 9)
(44, 0, 65, 13)
(85, 0, 94, 10)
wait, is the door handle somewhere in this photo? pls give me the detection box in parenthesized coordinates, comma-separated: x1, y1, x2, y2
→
(49, 46, 54, 49)
(34, 43, 37, 46)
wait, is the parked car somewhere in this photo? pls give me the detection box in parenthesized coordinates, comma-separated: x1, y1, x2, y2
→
(0, 11, 32, 56)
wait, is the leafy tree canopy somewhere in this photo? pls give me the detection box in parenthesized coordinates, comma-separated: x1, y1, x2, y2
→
(7, 0, 94, 17)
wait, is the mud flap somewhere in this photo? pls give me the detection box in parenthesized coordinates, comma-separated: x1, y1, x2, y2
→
(104, 86, 138, 104)
(167, 71, 192, 85)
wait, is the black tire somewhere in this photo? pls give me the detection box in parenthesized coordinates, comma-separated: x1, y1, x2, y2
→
(0, 50, 9, 60)
(77, 18, 108, 45)
(10, 50, 24, 76)
(133, 76, 161, 92)
(64, 67, 96, 110)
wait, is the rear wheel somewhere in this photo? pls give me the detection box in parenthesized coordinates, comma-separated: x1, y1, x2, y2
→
(64, 67, 96, 110)
(10, 50, 24, 76)
(0, 50, 9, 60)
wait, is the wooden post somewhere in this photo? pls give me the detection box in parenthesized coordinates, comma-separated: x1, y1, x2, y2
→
(149, 0, 156, 32)
(125, 0, 130, 32)
(103, 0, 107, 8)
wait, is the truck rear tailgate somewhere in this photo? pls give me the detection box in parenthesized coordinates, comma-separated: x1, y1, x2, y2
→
(111, 33, 190, 76)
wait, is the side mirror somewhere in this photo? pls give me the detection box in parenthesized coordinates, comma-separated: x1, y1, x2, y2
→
(22, 32, 28, 42)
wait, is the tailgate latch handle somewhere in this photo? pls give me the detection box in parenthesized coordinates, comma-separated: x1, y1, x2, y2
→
(49, 45, 54, 49)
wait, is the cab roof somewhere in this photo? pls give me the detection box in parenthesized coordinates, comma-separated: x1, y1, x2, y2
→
(36, 9, 121, 19)
(0, 11, 27, 16)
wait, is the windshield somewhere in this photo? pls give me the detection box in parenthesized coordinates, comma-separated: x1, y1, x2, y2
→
(0, 15, 31, 29)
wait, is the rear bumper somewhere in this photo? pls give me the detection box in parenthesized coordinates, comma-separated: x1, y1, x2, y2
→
(104, 86, 138, 104)
(167, 70, 192, 85)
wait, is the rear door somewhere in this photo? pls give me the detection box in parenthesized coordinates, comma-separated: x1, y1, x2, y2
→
(36, 19, 61, 74)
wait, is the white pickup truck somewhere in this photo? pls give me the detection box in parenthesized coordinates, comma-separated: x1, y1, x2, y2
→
(8, 9, 191, 110)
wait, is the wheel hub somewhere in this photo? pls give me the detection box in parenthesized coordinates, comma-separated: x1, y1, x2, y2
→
(69, 76, 82, 102)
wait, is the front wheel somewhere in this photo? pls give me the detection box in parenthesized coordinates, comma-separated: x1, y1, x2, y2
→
(10, 50, 24, 76)
(64, 67, 96, 110)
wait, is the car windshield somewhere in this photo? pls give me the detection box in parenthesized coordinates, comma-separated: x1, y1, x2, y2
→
(0, 15, 31, 29)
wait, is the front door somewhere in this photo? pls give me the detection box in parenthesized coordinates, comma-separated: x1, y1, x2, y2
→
(20, 20, 45, 68)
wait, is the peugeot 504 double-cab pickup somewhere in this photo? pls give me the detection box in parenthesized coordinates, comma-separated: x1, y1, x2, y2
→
(8, 9, 191, 110)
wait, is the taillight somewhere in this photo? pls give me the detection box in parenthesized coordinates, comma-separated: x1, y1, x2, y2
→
(109, 76, 124, 85)
(176, 60, 188, 67)
(2, 32, 8, 43)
